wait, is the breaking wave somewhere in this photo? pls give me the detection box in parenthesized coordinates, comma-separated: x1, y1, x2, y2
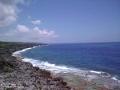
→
(12, 46, 120, 83)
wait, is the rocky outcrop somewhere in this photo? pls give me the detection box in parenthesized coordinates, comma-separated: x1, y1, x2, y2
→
(0, 42, 71, 90)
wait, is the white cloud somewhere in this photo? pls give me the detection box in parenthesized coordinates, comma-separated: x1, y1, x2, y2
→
(17, 24, 29, 32)
(31, 20, 41, 25)
(0, 0, 25, 27)
(0, 0, 58, 43)
(32, 27, 58, 38)
(2, 24, 58, 42)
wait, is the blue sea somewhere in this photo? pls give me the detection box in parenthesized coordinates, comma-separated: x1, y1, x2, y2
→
(21, 42, 120, 80)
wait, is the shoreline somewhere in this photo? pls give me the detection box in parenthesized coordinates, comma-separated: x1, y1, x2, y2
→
(0, 41, 120, 90)
(0, 42, 71, 90)
(12, 44, 120, 90)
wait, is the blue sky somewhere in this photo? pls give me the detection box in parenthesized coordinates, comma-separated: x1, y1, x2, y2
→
(0, 0, 120, 43)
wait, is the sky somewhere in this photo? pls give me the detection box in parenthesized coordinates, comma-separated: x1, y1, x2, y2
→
(0, 0, 120, 43)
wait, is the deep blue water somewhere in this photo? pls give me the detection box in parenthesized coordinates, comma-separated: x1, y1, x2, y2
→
(22, 42, 120, 77)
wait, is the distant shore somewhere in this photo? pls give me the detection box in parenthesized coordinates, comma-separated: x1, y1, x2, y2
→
(0, 42, 71, 90)
(0, 41, 120, 90)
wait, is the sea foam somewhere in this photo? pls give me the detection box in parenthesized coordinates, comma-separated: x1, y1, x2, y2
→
(12, 46, 120, 83)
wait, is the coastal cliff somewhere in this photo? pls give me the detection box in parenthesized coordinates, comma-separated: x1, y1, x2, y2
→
(0, 42, 71, 90)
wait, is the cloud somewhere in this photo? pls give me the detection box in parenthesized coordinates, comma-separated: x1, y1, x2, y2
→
(0, 0, 58, 43)
(2, 24, 58, 42)
(0, 0, 25, 27)
(32, 27, 58, 38)
(31, 20, 41, 25)
(17, 24, 29, 32)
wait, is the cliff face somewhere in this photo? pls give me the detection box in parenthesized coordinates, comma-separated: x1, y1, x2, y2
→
(0, 42, 71, 90)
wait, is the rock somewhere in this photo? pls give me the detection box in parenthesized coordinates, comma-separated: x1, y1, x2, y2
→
(0, 42, 71, 90)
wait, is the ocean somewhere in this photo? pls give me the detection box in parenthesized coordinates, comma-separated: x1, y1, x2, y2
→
(19, 42, 120, 81)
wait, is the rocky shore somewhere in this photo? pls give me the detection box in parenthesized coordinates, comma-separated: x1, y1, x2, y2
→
(0, 42, 71, 90)
(0, 41, 120, 90)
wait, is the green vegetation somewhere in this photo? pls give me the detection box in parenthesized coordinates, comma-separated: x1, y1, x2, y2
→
(0, 41, 40, 73)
